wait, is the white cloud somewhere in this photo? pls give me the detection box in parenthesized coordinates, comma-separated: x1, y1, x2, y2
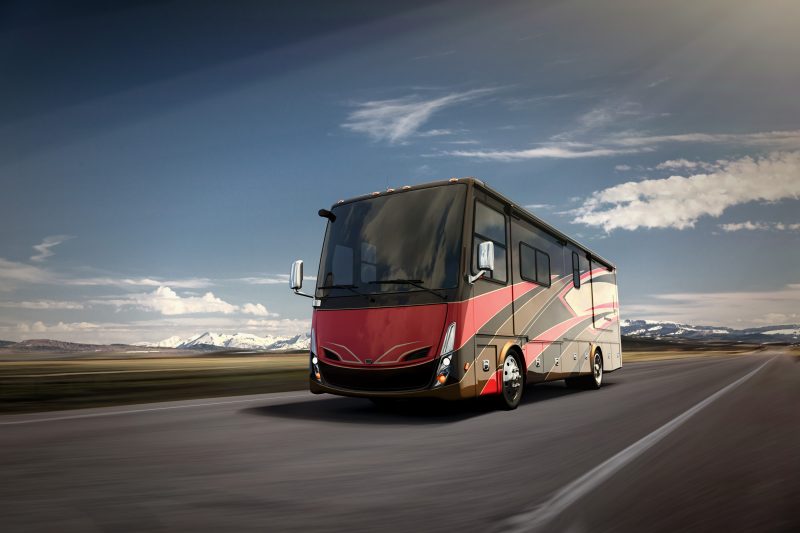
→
(102, 286, 239, 316)
(576, 102, 642, 132)
(237, 274, 316, 285)
(15, 320, 101, 335)
(244, 318, 312, 334)
(443, 144, 638, 161)
(646, 77, 670, 89)
(524, 204, 553, 210)
(0, 259, 213, 291)
(614, 164, 631, 171)
(241, 302, 278, 317)
(342, 88, 495, 144)
(626, 283, 800, 328)
(1, 316, 312, 345)
(93, 286, 278, 318)
(441, 129, 800, 163)
(0, 258, 53, 290)
(719, 221, 800, 232)
(607, 129, 800, 149)
(417, 129, 456, 137)
(655, 159, 698, 170)
(67, 276, 212, 289)
(573, 151, 800, 231)
(237, 275, 289, 285)
(30, 235, 73, 262)
(0, 300, 85, 310)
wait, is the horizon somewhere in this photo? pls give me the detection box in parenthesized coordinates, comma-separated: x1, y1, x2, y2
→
(2, 0, 799, 344)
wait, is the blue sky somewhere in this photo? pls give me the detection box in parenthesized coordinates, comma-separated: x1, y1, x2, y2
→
(1, 0, 799, 343)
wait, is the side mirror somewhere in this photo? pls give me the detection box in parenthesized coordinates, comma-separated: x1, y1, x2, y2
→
(469, 241, 495, 284)
(290, 260, 315, 299)
(478, 241, 495, 271)
(290, 260, 303, 290)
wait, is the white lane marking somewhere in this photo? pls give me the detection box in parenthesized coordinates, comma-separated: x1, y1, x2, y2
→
(504, 358, 773, 533)
(0, 392, 311, 426)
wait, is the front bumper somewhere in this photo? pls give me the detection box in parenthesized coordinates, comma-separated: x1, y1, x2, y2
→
(309, 378, 465, 400)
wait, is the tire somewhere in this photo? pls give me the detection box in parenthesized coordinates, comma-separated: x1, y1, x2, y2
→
(567, 350, 603, 390)
(498, 351, 525, 410)
(585, 350, 603, 389)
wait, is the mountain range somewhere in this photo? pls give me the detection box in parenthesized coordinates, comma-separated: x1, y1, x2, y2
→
(138, 332, 312, 351)
(621, 320, 799, 344)
(1, 321, 796, 355)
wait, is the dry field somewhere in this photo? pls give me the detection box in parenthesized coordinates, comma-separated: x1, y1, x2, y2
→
(1, 342, 786, 414)
(0, 354, 308, 414)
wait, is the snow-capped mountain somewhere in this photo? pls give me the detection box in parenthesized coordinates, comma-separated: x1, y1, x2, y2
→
(621, 320, 799, 343)
(143, 332, 311, 351)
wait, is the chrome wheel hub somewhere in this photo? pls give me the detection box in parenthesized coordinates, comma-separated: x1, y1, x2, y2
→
(503, 356, 522, 400)
(594, 353, 603, 385)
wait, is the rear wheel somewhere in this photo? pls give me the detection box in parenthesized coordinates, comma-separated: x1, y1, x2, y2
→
(589, 350, 603, 389)
(498, 352, 524, 410)
(567, 350, 603, 390)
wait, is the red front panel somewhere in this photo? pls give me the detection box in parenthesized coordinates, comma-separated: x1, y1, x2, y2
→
(314, 304, 449, 367)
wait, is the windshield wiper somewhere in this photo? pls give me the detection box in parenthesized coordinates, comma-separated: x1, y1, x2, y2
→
(317, 284, 374, 301)
(369, 279, 447, 300)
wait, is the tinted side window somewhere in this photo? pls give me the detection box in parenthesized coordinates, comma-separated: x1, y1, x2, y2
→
(535, 249, 551, 286)
(473, 202, 507, 283)
(520, 243, 551, 287)
(572, 251, 581, 288)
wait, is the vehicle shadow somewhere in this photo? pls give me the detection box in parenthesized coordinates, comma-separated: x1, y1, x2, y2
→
(244, 380, 612, 425)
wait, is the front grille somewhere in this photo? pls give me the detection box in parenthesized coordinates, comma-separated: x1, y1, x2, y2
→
(319, 359, 437, 391)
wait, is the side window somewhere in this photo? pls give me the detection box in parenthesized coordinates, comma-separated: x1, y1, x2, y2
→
(473, 201, 507, 283)
(535, 249, 551, 286)
(572, 251, 581, 289)
(519, 243, 551, 287)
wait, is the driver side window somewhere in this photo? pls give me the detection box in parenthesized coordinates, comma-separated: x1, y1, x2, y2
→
(473, 201, 507, 283)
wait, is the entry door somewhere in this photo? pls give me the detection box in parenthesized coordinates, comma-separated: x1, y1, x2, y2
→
(470, 192, 512, 394)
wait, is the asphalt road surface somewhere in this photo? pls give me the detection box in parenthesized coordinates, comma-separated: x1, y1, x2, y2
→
(2, 349, 798, 532)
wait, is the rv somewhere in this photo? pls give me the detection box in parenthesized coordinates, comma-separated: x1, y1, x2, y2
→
(290, 178, 621, 409)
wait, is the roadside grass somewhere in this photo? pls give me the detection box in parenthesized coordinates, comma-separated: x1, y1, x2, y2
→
(0, 355, 309, 414)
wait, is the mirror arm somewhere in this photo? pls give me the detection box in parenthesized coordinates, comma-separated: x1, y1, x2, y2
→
(467, 270, 487, 284)
(293, 289, 315, 299)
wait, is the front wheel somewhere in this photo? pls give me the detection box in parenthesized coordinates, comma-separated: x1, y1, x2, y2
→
(498, 352, 524, 410)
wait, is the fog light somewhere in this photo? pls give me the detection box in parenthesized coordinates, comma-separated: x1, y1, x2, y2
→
(312, 356, 318, 365)
(315, 371, 321, 380)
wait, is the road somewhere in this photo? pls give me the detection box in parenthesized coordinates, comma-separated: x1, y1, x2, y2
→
(1, 349, 798, 532)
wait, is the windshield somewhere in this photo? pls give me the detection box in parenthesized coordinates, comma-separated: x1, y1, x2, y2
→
(316, 184, 466, 298)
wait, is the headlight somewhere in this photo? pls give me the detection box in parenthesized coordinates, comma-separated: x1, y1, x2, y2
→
(434, 322, 456, 387)
(310, 328, 321, 381)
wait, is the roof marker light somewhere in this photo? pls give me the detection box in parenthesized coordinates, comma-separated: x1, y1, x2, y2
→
(372, 191, 380, 196)
(449, 177, 458, 182)
(402, 185, 411, 190)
